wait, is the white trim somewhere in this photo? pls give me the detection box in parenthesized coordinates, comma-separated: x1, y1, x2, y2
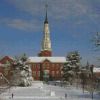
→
(41, 58, 51, 63)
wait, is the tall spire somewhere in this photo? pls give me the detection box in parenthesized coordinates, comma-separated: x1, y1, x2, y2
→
(41, 5, 52, 57)
(44, 5, 48, 24)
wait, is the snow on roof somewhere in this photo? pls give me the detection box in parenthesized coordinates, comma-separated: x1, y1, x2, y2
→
(0, 56, 13, 60)
(0, 63, 6, 67)
(29, 57, 67, 63)
(9, 57, 14, 60)
(93, 67, 100, 73)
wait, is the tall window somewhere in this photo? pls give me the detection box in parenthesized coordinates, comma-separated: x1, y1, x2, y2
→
(45, 43, 48, 48)
(34, 64, 36, 68)
(43, 64, 45, 68)
(38, 64, 40, 68)
(57, 64, 59, 68)
(52, 64, 54, 68)
(46, 33, 47, 38)
(52, 71, 55, 76)
(56, 71, 59, 76)
(47, 64, 49, 68)
(38, 71, 40, 76)
(33, 71, 36, 76)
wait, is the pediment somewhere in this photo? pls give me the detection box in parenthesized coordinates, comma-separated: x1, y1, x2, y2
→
(41, 58, 51, 63)
(0, 56, 13, 64)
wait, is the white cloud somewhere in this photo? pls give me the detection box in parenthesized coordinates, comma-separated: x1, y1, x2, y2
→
(72, 34, 80, 38)
(0, 18, 43, 32)
(75, 21, 83, 25)
(6, 0, 88, 19)
(3, 0, 99, 32)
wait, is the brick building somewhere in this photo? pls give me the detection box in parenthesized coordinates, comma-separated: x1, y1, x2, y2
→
(29, 6, 66, 81)
(28, 57, 66, 81)
(0, 56, 13, 79)
(0, 6, 66, 81)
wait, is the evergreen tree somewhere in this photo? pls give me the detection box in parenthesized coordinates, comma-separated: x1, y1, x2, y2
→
(61, 51, 82, 81)
(11, 53, 34, 86)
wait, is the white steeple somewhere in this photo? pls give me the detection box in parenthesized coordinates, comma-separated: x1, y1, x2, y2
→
(41, 5, 52, 51)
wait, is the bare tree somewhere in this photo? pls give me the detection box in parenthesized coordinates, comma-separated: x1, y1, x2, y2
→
(90, 32, 100, 51)
(0, 41, 5, 59)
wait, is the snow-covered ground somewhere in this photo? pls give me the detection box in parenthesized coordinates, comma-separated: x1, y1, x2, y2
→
(0, 81, 100, 100)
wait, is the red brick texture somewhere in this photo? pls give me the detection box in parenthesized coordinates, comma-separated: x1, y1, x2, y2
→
(41, 50, 52, 57)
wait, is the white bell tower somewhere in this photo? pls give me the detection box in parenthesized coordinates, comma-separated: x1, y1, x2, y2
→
(41, 5, 52, 57)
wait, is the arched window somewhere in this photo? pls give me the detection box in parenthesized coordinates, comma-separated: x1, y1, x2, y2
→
(45, 43, 48, 48)
(43, 64, 45, 68)
(46, 33, 47, 38)
(3, 60, 10, 64)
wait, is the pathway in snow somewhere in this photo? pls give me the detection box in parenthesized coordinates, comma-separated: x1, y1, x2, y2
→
(0, 81, 100, 100)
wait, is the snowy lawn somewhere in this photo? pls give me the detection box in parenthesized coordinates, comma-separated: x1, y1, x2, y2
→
(1, 81, 100, 100)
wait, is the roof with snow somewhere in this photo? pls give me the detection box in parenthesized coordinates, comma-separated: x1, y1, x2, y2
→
(0, 56, 13, 60)
(29, 57, 67, 63)
(0, 63, 6, 67)
(93, 67, 100, 73)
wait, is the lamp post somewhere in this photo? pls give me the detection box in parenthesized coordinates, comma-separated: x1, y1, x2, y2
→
(91, 65, 94, 99)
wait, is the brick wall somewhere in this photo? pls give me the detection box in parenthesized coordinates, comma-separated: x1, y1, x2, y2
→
(41, 50, 52, 57)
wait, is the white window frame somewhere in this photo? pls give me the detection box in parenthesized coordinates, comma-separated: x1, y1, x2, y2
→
(52, 64, 54, 68)
(43, 64, 45, 68)
(46, 33, 48, 38)
(57, 64, 59, 68)
(34, 64, 36, 68)
(45, 43, 48, 48)
(38, 71, 40, 76)
(47, 64, 49, 68)
(38, 64, 40, 68)
(52, 71, 55, 76)
(3, 60, 10, 64)
(56, 71, 59, 75)
(33, 71, 36, 76)
(61, 71, 64, 75)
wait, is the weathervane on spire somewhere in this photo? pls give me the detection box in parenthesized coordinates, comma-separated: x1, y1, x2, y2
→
(44, 5, 48, 23)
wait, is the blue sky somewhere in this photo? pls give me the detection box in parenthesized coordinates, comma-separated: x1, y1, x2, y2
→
(0, 0, 100, 66)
